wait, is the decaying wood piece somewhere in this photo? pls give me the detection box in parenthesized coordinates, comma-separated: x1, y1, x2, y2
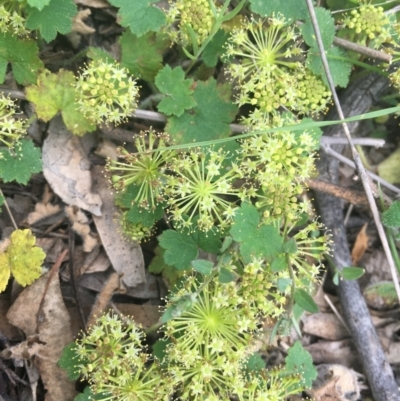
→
(315, 72, 400, 401)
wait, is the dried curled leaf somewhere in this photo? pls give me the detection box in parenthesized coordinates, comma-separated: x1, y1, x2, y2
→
(0, 229, 45, 292)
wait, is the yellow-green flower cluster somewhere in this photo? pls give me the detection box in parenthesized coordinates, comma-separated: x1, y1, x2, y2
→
(164, 277, 258, 400)
(0, 94, 26, 148)
(165, 148, 242, 232)
(0, 5, 28, 36)
(75, 60, 139, 125)
(225, 17, 331, 128)
(107, 130, 175, 209)
(240, 129, 318, 219)
(166, 0, 214, 45)
(343, 3, 392, 47)
(75, 312, 171, 401)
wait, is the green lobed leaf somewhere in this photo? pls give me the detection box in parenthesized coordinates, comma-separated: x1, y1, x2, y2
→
(0, 140, 42, 184)
(301, 7, 335, 49)
(120, 30, 170, 82)
(220, 236, 233, 253)
(25, 69, 95, 136)
(382, 200, 400, 228)
(249, 0, 310, 20)
(218, 267, 236, 283)
(307, 46, 352, 88)
(341, 266, 364, 280)
(108, 0, 166, 37)
(25, 0, 77, 42)
(0, 33, 44, 85)
(191, 259, 213, 276)
(285, 341, 317, 388)
(58, 342, 81, 381)
(277, 278, 292, 293)
(165, 78, 238, 144)
(87, 47, 116, 63)
(244, 352, 265, 373)
(230, 203, 283, 264)
(75, 387, 105, 401)
(294, 288, 319, 314)
(191, 226, 222, 254)
(27, 0, 51, 9)
(202, 29, 229, 67)
(155, 65, 197, 117)
(158, 230, 199, 270)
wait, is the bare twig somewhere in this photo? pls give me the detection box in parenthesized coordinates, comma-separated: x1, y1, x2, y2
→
(0, 188, 18, 230)
(333, 36, 392, 64)
(320, 137, 385, 147)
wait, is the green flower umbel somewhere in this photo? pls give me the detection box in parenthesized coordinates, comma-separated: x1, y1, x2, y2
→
(0, 94, 27, 148)
(165, 148, 241, 232)
(107, 129, 176, 209)
(75, 60, 139, 124)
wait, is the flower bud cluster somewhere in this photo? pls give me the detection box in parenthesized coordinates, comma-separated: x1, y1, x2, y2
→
(75, 60, 139, 125)
(121, 212, 153, 242)
(166, 0, 214, 45)
(343, 3, 392, 47)
(240, 129, 318, 219)
(0, 94, 26, 148)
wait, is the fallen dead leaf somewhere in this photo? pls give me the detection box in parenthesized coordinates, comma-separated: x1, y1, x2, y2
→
(91, 165, 145, 287)
(7, 253, 76, 401)
(72, 8, 95, 35)
(26, 202, 62, 226)
(307, 364, 361, 401)
(42, 115, 102, 216)
(351, 223, 369, 265)
(114, 303, 161, 328)
(303, 313, 349, 341)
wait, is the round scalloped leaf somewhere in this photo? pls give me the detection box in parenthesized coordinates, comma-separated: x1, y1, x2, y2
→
(0, 253, 11, 293)
(0, 140, 42, 184)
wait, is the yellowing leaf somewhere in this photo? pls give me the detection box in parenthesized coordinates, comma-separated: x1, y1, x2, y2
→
(378, 147, 400, 184)
(26, 69, 95, 136)
(0, 253, 11, 292)
(5, 229, 45, 288)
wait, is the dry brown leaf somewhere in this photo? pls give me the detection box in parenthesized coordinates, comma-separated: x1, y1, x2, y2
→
(0, 335, 45, 361)
(308, 364, 361, 401)
(65, 206, 98, 252)
(114, 303, 161, 328)
(72, 9, 95, 34)
(43, 115, 102, 216)
(7, 268, 76, 401)
(303, 313, 349, 341)
(351, 223, 369, 264)
(26, 203, 62, 225)
(91, 166, 145, 287)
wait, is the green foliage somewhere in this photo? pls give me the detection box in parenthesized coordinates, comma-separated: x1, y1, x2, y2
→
(202, 29, 229, 67)
(158, 229, 200, 270)
(165, 78, 237, 144)
(341, 266, 365, 280)
(0, 33, 43, 85)
(58, 342, 81, 381)
(25, 69, 95, 136)
(155, 65, 197, 117)
(307, 46, 352, 88)
(301, 7, 336, 49)
(382, 200, 400, 228)
(25, 0, 77, 42)
(294, 288, 319, 314)
(230, 202, 283, 264)
(0, 229, 45, 292)
(108, 0, 166, 37)
(120, 30, 170, 82)
(249, 0, 310, 20)
(27, 0, 51, 10)
(285, 341, 317, 388)
(0, 140, 42, 184)
(244, 352, 265, 373)
(191, 259, 213, 275)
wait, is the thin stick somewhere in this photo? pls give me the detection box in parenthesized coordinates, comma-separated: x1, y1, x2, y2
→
(320, 137, 385, 147)
(323, 294, 350, 333)
(321, 145, 400, 195)
(333, 36, 392, 64)
(306, 0, 400, 305)
(0, 188, 17, 230)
